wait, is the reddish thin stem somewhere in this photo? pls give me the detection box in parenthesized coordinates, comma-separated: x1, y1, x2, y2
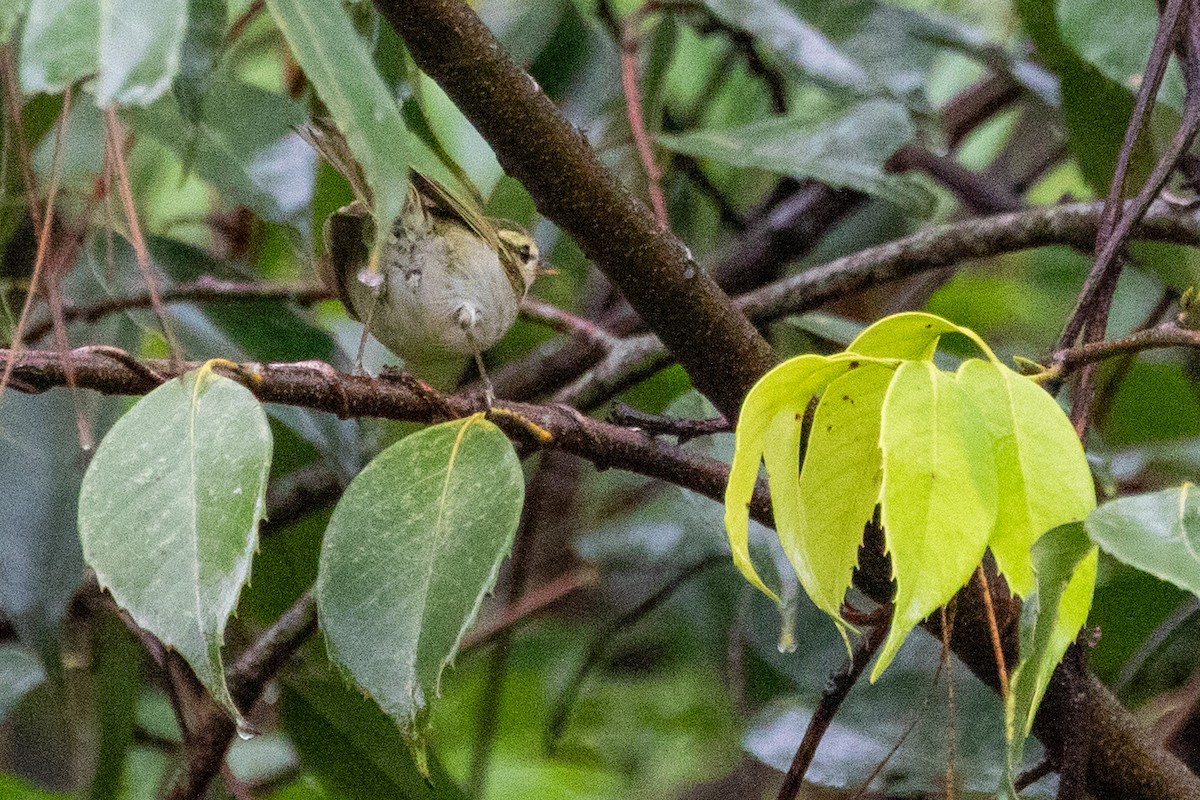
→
(975, 565, 1009, 698)
(102, 107, 182, 363)
(621, 13, 669, 229)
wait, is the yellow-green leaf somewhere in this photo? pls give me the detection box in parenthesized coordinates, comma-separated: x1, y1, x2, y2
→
(793, 363, 893, 640)
(958, 360, 1095, 597)
(725, 355, 861, 601)
(1004, 522, 1098, 797)
(874, 361, 998, 680)
(848, 311, 982, 361)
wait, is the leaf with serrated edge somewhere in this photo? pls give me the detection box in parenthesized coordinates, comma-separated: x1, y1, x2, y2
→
(958, 360, 1095, 597)
(726, 355, 862, 601)
(1085, 483, 1200, 597)
(316, 415, 524, 762)
(1003, 522, 1097, 798)
(793, 363, 894, 642)
(874, 361, 997, 680)
(79, 367, 271, 723)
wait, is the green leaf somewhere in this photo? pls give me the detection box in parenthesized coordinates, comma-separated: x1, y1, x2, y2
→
(280, 668, 465, 799)
(134, 79, 310, 224)
(1058, 0, 1185, 111)
(88, 613, 142, 800)
(1084, 484, 1200, 598)
(0, 392, 90, 673)
(0, 772, 71, 800)
(1, 0, 28, 45)
(175, 0, 227, 123)
(266, 0, 410, 253)
(0, 643, 45, 723)
(19, 0, 99, 95)
(1004, 522, 1097, 796)
(79, 366, 272, 723)
(792, 363, 893, 638)
(725, 355, 861, 601)
(19, 0, 188, 105)
(874, 360, 997, 680)
(847, 311, 991, 362)
(700, 0, 875, 94)
(658, 100, 933, 213)
(1016, 0, 1155, 193)
(315, 415, 524, 761)
(96, 0, 189, 105)
(957, 360, 1095, 597)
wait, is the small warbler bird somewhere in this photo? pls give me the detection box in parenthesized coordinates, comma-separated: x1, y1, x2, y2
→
(304, 121, 540, 398)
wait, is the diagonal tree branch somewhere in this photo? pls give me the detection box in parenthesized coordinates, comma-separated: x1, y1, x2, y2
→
(370, 0, 777, 422)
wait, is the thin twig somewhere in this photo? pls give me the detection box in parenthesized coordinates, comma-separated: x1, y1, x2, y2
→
(102, 107, 182, 363)
(0, 45, 41, 229)
(24, 280, 333, 342)
(620, 9, 669, 229)
(776, 618, 888, 800)
(519, 297, 620, 350)
(941, 602, 957, 800)
(0, 86, 70, 397)
(546, 556, 724, 749)
(609, 400, 730, 442)
(460, 568, 597, 651)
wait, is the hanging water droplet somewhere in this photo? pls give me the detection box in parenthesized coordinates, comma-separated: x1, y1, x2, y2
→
(235, 718, 260, 740)
(683, 265, 696, 279)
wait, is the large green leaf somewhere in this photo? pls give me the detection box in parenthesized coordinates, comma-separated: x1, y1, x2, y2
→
(658, 100, 932, 213)
(792, 363, 892, 638)
(281, 672, 463, 799)
(316, 415, 524, 763)
(700, 0, 874, 95)
(1058, 0, 1184, 111)
(19, 0, 188, 105)
(134, 79, 310, 224)
(96, 0, 188, 105)
(875, 360, 998, 680)
(18, 0, 99, 95)
(0, 392, 91, 673)
(1004, 522, 1097, 797)
(957, 360, 1095, 597)
(79, 367, 272, 722)
(725, 355, 862, 601)
(1084, 484, 1200, 598)
(1016, 0, 1154, 193)
(266, 0, 410, 253)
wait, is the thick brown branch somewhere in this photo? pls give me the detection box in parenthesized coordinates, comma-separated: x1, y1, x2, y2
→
(370, 0, 777, 421)
(558, 199, 1200, 405)
(737, 198, 1200, 324)
(0, 347, 771, 523)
